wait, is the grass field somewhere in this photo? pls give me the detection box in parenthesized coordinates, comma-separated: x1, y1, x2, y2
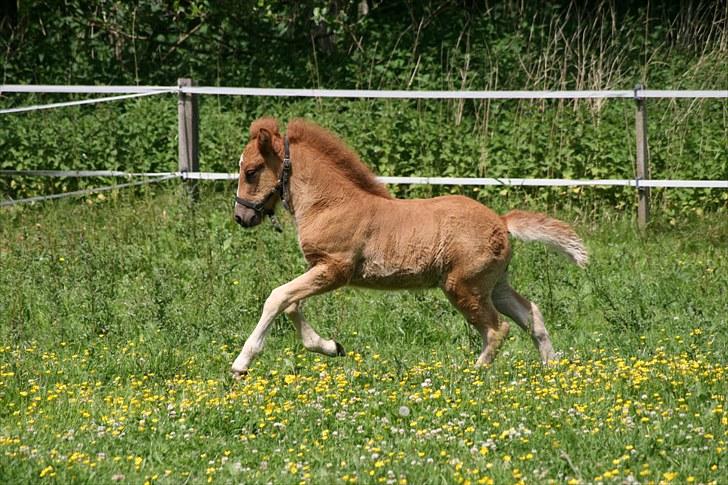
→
(1, 187, 726, 484)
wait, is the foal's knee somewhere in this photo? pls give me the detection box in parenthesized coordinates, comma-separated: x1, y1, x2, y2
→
(263, 287, 290, 316)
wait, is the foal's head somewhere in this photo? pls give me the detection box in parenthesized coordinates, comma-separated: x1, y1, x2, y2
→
(234, 118, 285, 228)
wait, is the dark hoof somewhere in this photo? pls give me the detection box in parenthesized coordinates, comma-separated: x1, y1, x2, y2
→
(231, 369, 249, 381)
(335, 341, 346, 357)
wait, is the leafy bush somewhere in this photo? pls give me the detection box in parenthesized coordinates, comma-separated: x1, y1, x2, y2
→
(1, 1, 726, 213)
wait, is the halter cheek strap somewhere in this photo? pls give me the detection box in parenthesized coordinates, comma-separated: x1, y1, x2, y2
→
(279, 136, 292, 212)
(234, 135, 292, 232)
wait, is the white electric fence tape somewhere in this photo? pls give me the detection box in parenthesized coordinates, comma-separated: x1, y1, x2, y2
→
(2, 171, 726, 193)
(178, 172, 728, 189)
(0, 85, 173, 94)
(378, 176, 728, 189)
(0, 170, 178, 178)
(2, 171, 726, 208)
(181, 87, 728, 99)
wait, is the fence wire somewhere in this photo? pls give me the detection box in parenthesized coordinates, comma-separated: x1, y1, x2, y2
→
(0, 174, 177, 207)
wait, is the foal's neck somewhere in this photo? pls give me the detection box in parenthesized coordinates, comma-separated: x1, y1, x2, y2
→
(288, 149, 380, 222)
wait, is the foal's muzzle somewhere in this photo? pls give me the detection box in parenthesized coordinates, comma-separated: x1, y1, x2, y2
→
(234, 205, 262, 228)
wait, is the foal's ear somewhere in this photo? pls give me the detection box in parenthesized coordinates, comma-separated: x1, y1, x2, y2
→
(257, 128, 274, 157)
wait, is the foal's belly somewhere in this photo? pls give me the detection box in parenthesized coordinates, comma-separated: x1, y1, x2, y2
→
(350, 261, 441, 289)
(350, 248, 443, 289)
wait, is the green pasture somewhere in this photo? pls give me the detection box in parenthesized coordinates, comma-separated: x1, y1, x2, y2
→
(0, 187, 726, 484)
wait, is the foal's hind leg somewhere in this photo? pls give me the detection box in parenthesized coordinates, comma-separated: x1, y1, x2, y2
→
(442, 280, 510, 367)
(284, 302, 345, 357)
(480, 318, 511, 366)
(492, 278, 557, 363)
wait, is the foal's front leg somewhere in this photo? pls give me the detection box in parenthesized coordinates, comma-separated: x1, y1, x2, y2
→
(231, 263, 348, 378)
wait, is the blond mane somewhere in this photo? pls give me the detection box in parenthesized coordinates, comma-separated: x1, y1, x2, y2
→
(286, 119, 392, 199)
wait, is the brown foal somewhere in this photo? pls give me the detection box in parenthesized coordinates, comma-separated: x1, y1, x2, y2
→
(231, 117, 588, 378)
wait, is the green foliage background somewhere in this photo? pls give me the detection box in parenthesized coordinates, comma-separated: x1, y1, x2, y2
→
(1, 1, 726, 213)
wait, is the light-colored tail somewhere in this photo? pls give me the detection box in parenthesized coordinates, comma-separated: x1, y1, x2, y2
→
(502, 210, 588, 268)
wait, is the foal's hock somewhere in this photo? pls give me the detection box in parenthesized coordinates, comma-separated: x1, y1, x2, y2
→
(231, 117, 588, 378)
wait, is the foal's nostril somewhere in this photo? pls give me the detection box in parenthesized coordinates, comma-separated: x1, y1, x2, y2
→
(234, 209, 261, 228)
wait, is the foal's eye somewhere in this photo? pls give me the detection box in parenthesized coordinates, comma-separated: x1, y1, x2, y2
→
(244, 167, 260, 182)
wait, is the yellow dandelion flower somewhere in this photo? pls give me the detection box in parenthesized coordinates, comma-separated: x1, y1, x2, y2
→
(663, 471, 678, 481)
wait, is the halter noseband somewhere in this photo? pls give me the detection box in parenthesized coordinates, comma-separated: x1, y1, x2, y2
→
(234, 136, 292, 232)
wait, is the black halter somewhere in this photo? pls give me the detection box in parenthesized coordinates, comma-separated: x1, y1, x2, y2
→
(234, 136, 292, 232)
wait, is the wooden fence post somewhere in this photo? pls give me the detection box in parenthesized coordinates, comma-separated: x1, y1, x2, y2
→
(634, 84, 650, 229)
(178, 78, 199, 199)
